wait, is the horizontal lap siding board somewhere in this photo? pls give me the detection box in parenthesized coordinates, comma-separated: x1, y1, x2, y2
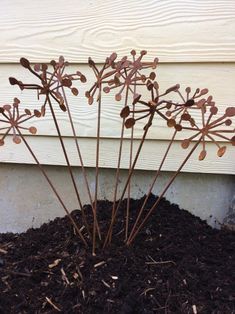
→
(0, 0, 235, 63)
(0, 63, 234, 140)
(0, 136, 234, 174)
(0, 0, 234, 174)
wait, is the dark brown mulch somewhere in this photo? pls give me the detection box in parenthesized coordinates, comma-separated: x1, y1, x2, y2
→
(0, 195, 234, 314)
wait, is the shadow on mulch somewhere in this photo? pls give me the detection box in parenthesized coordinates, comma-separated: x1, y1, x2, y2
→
(0, 195, 234, 314)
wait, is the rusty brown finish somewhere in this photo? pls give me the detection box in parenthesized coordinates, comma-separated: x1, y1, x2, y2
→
(0, 50, 234, 252)
(0, 98, 40, 146)
(7, 57, 92, 238)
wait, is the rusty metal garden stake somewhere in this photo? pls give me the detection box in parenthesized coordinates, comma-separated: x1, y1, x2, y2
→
(61, 87, 101, 240)
(103, 115, 153, 247)
(110, 89, 129, 243)
(8, 57, 92, 237)
(126, 127, 179, 242)
(61, 88, 91, 203)
(127, 91, 235, 244)
(103, 95, 171, 247)
(127, 137, 202, 245)
(16, 127, 88, 247)
(92, 88, 102, 255)
(46, 95, 92, 238)
(1, 51, 234, 252)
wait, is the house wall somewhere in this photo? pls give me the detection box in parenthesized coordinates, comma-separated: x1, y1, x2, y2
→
(0, 163, 234, 233)
(0, 0, 234, 232)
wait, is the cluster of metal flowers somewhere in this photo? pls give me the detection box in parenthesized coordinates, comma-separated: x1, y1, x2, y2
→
(0, 51, 234, 160)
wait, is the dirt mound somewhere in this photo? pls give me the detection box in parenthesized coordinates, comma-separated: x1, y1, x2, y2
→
(0, 195, 234, 313)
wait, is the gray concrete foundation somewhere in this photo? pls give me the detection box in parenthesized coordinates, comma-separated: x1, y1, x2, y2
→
(0, 163, 234, 233)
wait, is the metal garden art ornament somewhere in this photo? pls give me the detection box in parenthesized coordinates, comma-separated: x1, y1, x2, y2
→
(0, 51, 234, 254)
(0, 98, 39, 146)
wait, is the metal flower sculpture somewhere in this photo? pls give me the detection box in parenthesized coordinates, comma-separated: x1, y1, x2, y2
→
(0, 98, 40, 146)
(165, 87, 214, 129)
(85, 53, 118, 105)
(181, 106, 235, 160)
(9, 56, 86, 113)
(85, 53, 123, 253)
(1, 51, 234, 252)
(125, 95, 235, 245)
(103, 50, 158, 101)
(104, 81, 185, 246)
(121, 81, 175, 130)
(95, 51, 159, 243)
(8, 57, 95, 243)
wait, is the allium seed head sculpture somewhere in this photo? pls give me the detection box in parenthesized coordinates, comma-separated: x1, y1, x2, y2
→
(1, 50, 234, 254)
(0, 98, 39, 146)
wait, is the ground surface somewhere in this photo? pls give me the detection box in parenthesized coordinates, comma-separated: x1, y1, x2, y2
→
(0, 195, 234, 313)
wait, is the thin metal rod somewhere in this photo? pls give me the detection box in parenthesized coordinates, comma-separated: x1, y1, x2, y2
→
(16, 127, 88, 247)
(61, 87, 101, 239)
(93, 87, 102, 255)
(47, 95, 91, 238)
(127, 128, 178, 242)
(125, 91, 137, 240)
(103, 116, 153, 248)
(125, 69, 138, 241)
(109, 89, 129, 242)
(125, 118, 134, 240)
(127, 138, 202, 245)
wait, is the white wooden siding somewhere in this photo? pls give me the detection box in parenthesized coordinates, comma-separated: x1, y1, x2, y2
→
(1, 0, 235, 63)
(0, 63, 234, 140)
(0, 0, 234, 174)
(0, 137, 234, 174)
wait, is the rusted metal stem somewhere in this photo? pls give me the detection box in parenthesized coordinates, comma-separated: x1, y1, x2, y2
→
(92, 87, 102, 255)
(109, 89, 129, 242)
(127, 128, 178, 242)
(47, 95, 91, 238)
(16, 127, 88, 247)
(127, 138, 202, 245)
(103, 114, 154, 248)
(125, 118, 134, 240)
(61, 87, 101, 239)
(125, 80, 137, 240)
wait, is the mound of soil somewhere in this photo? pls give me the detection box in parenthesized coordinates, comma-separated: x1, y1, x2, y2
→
(0, 195, 234, 313)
